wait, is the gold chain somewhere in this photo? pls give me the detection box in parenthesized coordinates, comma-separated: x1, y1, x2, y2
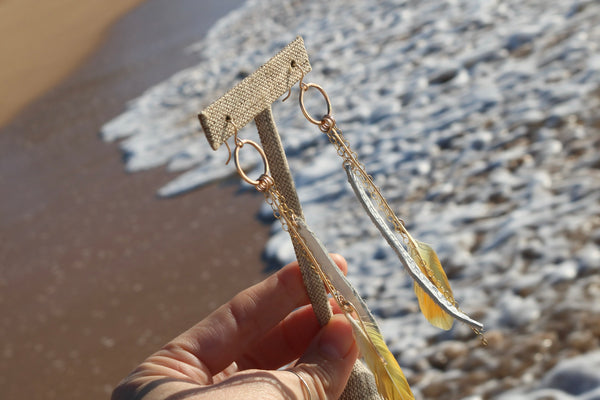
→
(263, 182, 356, 315)
(293, 79, 456, 307)
(259, 170, 386, 358)
(292, 77, 489, 339)
(326, 126, 453, 299)
(222, 116, 358, 317)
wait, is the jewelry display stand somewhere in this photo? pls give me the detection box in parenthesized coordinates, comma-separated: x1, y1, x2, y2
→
(199, 36, 382, 400)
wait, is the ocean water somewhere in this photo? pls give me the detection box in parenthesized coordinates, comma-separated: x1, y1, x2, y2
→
(102, 0, 600, 398)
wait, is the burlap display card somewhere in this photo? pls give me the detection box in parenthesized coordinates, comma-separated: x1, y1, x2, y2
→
(197, 36, 382, 400)
(199, 36, 312, 150)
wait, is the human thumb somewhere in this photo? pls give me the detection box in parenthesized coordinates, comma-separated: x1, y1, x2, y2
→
(290, 314, 359, 399)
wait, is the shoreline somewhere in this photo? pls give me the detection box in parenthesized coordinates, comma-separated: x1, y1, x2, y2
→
(0, 1, 269, 399)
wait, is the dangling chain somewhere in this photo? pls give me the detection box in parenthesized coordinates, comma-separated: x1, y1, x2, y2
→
(224, 118, 387, 358)
(287, 65, 457, 307)
(224, 117, 355, 313)
(266, 181, 385, 361)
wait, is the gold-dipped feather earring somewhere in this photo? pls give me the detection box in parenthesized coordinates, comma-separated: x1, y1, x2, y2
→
(284, 61, 484, 334)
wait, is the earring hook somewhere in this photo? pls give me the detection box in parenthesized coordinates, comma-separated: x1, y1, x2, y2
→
(224, 115, 241, 165)
(282, 60, 306, 102)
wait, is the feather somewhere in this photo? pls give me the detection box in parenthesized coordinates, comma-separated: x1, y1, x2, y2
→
(344, 163, 483, 331)
(410, 240, 454, 330)
(295, 219, 414, 400)
(349, 318, 414, 400)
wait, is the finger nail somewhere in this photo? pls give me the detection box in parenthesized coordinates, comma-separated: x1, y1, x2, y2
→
(318, 315, 355, 360)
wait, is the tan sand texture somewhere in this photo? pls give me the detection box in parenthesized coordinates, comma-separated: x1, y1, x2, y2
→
(0, 0, 145, 127)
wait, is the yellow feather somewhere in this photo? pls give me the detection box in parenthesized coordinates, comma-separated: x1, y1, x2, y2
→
(294, 219, 415, 399)
(349, 318, 415, 400)
(410, 240, 455, 330)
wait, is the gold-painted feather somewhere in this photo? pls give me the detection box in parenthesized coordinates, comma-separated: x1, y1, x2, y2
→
(409, 239, 454, 330)
(348, 318, 414, 400)
(295, 219, 414, 400)
(344, 163, 483, 332)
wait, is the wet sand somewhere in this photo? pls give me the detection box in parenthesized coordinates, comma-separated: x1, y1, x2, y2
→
(0, 1, 273, 399)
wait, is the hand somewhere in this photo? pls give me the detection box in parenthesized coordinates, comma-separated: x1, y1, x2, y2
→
(112, 255, 359, 400)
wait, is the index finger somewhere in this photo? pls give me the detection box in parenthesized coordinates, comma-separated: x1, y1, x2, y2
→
(165, 255, 348, 378)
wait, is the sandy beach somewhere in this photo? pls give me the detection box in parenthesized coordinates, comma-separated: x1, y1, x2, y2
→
(0, 1, 267, 400)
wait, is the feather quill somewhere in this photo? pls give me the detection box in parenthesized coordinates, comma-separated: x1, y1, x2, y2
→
(344, 163, 483, 331)
(296, 219, 414, 400)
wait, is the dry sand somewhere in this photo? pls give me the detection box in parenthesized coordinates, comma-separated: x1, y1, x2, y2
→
(0, 1, 268, 400)
(0, 0, 146, 127)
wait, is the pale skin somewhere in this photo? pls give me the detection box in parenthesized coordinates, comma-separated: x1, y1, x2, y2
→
(112, 254, 359, 400)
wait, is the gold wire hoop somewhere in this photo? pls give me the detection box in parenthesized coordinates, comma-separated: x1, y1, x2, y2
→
(299, 83, 333, 126)
(233, 139, 271, 187)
